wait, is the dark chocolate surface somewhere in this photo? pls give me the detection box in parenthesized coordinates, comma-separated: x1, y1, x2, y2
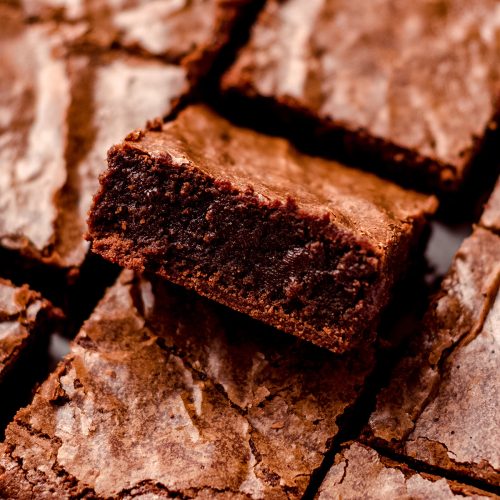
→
(223, 0, 500, 190)
(0, 271, 374, 499)
(88, 104, 436, 352)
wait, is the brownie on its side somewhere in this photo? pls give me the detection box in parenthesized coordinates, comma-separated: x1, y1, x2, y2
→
(0, 279, 55, 385)
(364, 183, 500, 487)
(0, 5, 189, 270)
(222, 0, 500, 191)
(0, 271, 374, 499)
(88, 105, 436, 353)
(17, 0, 256, 80)
(317, 443, 495, 499)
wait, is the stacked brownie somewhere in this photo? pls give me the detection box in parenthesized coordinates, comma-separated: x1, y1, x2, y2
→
(87, 104, 437, 352)
(1, 0, 500, 498)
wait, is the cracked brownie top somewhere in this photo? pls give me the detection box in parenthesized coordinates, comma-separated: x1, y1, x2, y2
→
(365, 205, 500, 487)
(0, 270, 374, 499)
(223, 0, 500, 190)
(317, 442, 495, 499)
(17, 0, 254, 74)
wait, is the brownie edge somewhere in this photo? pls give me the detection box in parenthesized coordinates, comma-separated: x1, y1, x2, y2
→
(88, 105, 437, 352)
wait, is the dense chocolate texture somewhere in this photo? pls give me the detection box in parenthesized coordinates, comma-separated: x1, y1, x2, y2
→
(222, 0, 500, 191)
(0, 279, 54, 384)
(365, 223, 500, 486)
(17, 0, 255, 79)
(317, 443, 494, 499)
(0, 271, 374, 498)
(0, 6, 188, 268)
(88, 105, 436, 352)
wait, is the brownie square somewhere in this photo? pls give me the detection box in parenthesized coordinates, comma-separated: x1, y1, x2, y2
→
(0, 5, 188, 270)
(364, 187, 500, 487)
(0, 271, 374, 498)
(222, 0, 500, 191)
(317, 443, 495, 499)
(0, 279, 55, 385)
(17, 0, 255, 79)
(88, 104, 436, 352)
(0, 278, 60, 431)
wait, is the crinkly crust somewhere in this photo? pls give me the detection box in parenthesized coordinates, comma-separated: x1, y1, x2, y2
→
(318, 443, 494, 499)
(0, 271, 374, 499)
(223, 0, 500, 190)
(365, 226, 500, 487)
(0, 5, 188, 268)
(0, 278, 56, 383)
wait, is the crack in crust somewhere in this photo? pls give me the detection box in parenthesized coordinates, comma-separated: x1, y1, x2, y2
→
(317, 442, 496, 499)
(365, 225, 500, 488)
(0, 271, 374, 498)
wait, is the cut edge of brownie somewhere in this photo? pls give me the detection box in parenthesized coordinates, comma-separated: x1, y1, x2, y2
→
(88, 137, 434, 352)
(220, 81, 500, 194)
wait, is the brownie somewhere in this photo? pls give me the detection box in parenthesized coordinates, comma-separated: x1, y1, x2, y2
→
(0, 271, 374, 498)
(0, 278, 60, 431)
(16, 0, 256, 80)
(317, 443, 495, 499)
(0, 5, 188, 270)
(222, 0, 500, 191)
(0, 279, 55, 384)
(364, 207, 500, 484)
(88, 104, 436, 352)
